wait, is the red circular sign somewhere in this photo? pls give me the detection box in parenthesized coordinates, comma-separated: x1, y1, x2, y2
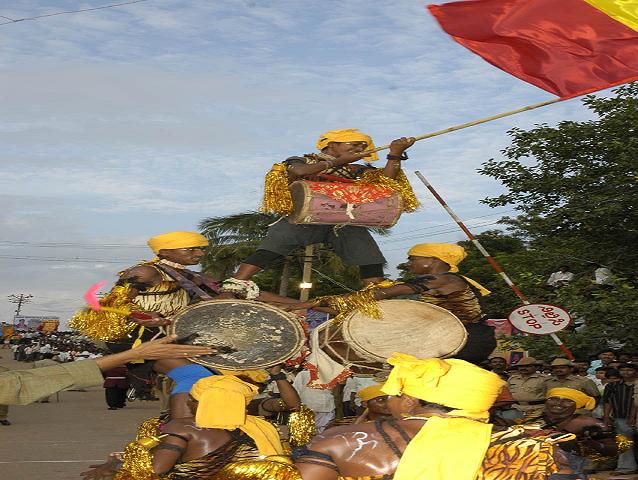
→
(508, 303, 572, 335)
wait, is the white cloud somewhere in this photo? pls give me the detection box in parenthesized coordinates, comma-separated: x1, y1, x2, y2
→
(0, 0, 606, 324)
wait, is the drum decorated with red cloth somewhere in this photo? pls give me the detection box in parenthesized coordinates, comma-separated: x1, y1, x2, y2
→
(314, 299, 468, 375)
(287, 180, 403, 227)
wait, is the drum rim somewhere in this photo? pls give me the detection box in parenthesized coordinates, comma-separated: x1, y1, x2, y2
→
(169, 299, 306, 370)
(342, 300, 468, 361)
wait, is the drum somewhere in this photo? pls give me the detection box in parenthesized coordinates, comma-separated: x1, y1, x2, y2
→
(169, 299, 306, 370)
(314, 300, 467, 374)
(287, 180, 403, 227)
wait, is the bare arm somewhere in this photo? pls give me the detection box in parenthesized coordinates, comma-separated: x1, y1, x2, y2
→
(257, 290, 302, 305)
(94, 335, 215, 371)
(151, 423, 190, 474)
(381, 137, 415, 179)
(287, 153, 367, 180)
(261, 365, 301, 412)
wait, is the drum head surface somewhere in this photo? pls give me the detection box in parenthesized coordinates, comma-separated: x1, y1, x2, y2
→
(170, 300, 305, 370)
(343, 300, 467, 361)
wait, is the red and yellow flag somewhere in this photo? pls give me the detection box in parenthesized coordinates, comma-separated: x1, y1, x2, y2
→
(428, 0, 638, 98)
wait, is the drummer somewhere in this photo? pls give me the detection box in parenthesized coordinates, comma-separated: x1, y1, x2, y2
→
(298, 243, 496, 364)
(225, 129, 417, 295)
(84, 375, 287, 480)
(70, 231, 298, 400)
(292, 354, 578, 480)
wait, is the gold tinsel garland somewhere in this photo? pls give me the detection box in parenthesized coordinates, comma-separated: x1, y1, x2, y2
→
(114, 417, 163, 480)
(287, 405, 317, 447)
(357, 168, 420, 212)
(313, 280, 398, 324)
(215, 456, 301, 480)
(261, 163, 295, 216)
(260, 162, 419, 217)
(68, 284, 139, 341)
(580, 433, 634, 469)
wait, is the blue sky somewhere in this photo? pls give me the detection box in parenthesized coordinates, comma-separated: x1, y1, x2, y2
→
(0, 0, 601, 325)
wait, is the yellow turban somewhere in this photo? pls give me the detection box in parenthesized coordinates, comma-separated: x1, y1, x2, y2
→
(357, 384, 386, 402)
(217, 368, 269, 384)
(316, 128, 379, 161)
(190, 375, 284, 456)
(147, 231, 208, 254)
(407, 243, 491, 296)
(382, 354, 505, 480)
(547, 388, 596, 411)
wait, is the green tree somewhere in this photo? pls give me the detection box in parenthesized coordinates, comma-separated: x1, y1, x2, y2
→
(476, 84, 638, 354)
(479, 83, 638, 270)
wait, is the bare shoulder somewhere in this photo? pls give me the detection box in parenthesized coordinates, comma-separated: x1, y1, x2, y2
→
(120, 264, 162, 284)
(162, 419, 194, 438)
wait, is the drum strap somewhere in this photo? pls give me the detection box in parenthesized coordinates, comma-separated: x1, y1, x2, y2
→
(154, 263, 220, 301)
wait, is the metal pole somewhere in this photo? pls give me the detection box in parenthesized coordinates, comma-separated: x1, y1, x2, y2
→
(414, 171, 574, 359)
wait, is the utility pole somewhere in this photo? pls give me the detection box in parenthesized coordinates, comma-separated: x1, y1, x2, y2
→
(299, 245, 314, 301)
(8, 293, 33, 324)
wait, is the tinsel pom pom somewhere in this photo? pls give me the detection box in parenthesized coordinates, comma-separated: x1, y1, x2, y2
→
(69, 284, 139, 341)
(314, 280, 398, 324)
(261, 163, 295, 216)
(357, 168, 420, 212)
(113, 441, 159, 480)
(215, 456, 301, 480)
(288, 405, 317, 447)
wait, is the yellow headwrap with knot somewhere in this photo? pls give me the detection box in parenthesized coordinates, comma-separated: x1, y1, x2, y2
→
(382, 354, 505, 480)
(190, 375, 284, 456)
(147, 231, 208, 254)
(547, 388, 596, 411)
(407, 243, 491, 296)
(316, 128, 379, 161)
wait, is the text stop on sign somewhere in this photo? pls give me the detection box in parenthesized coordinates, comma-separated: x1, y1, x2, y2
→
(508, 303, 572, 335)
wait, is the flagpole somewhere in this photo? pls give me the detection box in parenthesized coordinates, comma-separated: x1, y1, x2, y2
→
(366, 98, 563, 154)
(414, 170, 575, 360)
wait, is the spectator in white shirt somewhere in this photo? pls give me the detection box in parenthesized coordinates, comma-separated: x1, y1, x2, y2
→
(292, 369, 335, 432)
(546, 265, 575, 288)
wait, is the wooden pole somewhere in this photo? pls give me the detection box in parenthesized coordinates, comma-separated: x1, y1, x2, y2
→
(364, 98, 563, 154)
(299, 245, 314, 301)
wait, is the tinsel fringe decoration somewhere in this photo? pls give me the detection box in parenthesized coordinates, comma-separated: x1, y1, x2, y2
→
(113, 441, 160, 480)
(114, 417, 163, 480)
(261, 163, 295, 216)
(616, 433, 634, 454)
(215, 456, 301, 480)
(357, 168, 420, 212)
(68, 284, 139, 341)
(577, 433, 633, 469)
(260, 162, 419, 217)
(314, 280, 398, 324)
(287, 405, 317, 447)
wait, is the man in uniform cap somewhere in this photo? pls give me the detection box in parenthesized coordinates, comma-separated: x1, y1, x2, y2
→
(545, 358, 601, 400)
(507, 357, 548, 416)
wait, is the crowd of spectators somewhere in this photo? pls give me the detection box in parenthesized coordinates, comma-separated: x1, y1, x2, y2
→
(486, 350, 638, 475)
(3, 330, 105, 363)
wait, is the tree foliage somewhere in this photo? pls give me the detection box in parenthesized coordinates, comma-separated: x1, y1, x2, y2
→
(473, 84, 638, 356)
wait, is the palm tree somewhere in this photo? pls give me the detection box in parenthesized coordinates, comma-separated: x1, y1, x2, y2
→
(198, 211, 389, 295)
(198, 211, 276, 280)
